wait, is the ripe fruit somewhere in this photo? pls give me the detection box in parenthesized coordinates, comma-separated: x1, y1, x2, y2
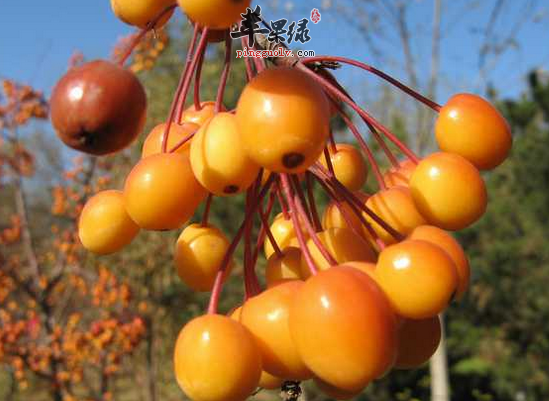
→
(364, 186, 427, 245)
(410, 225, 470, 298)
(78, 190, 139, 255)
(322, 193, 369, 236)
(141, 122, 198, 158)
(265, 247, 303, 288)
(314, 377, 363, 400)
(259, 371, 284, 390)
(236, 67, 331, 173)
(290, 266, 397, 391)
(300, 227, 377, 278)
(435, 94, 512, 170)
(395, 316, 441, 369)
(178, 0, 252, 29)
(111, 0, 175, 28)
(181, 101, 220, 127)
(124, 153, 207, 230)
(190, 112, 260, 196)
(319, 144, 368, 191)
(410, 152, 487, 231)
(241, 281, 312, 380)
(264, 213, 308, 259)
(376, 240, 458, 319)
(174, 314, 262, 401)
(175, 224, 233, 292)
(342, 261, 377, 280)
(383, 160, 416, 188)
(50, 60, 146, 155)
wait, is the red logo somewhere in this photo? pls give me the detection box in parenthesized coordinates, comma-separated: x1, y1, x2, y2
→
(311, 8, 321, 24)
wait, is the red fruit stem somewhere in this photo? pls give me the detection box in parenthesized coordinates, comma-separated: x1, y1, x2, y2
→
(117, 4, 177, 67)
(323, 147, 336, 177)
(303, 56, 442, 112)
(258, 202, 283, 257)
(291, 175, 312, 225)
(243, 190, 260, 298)
(299, 64, 420, 164)
(215, 33, 233, 113)
(251, 191, 277, 267)
(280, 174, 319, 276)
(207, 175, 275, 315)
(168, 126, 198, 153)
(240, 36, 255, 81)
(274, 178, 290, 220)
(305, 172, 323, 232)
(201, 193, 213, 227)
(337, 106, 387, 190)
(193, 51, 205, 111)
(328, 130, 337, 154)
(175, 24, 200, 123)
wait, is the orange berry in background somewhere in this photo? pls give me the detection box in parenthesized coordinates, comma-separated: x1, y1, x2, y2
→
(319, 144, 368, 191)
(124, 153, 207, 230)
(376, 240, 458, 319)
(78, 190, 139, 255)
(410, 225, 470, 299)
(141, 122, 198, 158)
(322, 193, 369, 235)
(300, 227, 377, 279)
(342, 261, 377, 281)
(435, 93, 512, 170)
(264, 213, 308, 259)
(265, 247, 303, 288)
(174, 224, 233, 292)
(181, 101, 220, 127)
(290, 266, 398, 392)
(174, 314, 262, 401)
(314, 377, 364, 400)
(410, 152, 487, 231)
(229, 305, 242, 321)
(241, 282, 312, 380)
(395, 316, 441, 369)
(191, 112, 260, 196)
(259, 371, 284, 390)
(178, 0, 252, 29)
(111, 0, 175, 28)
(363, 186, 427, 245)
(236, 67, 331, 173)
(383, 160, 417, 188)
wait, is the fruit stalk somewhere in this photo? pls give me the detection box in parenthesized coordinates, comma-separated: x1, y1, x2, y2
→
(215, 33, 232, 113)
(305, 172, 323, 232)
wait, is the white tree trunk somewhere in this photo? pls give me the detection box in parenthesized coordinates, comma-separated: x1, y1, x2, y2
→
(430, 313, 450, 401)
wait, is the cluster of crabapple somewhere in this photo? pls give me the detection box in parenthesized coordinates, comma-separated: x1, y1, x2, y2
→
(49, 0, 512, 400)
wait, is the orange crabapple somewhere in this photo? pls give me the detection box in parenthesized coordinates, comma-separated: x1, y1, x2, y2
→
(395, 316, 442, 369)
(111, 0, 176, 28)
(314, 377, 364, 400)
(141, 122, 198, 158)
(265, 246, 304, 288)
(319, 143, 368, 191)
(322, 192, 369, 235)
(259, 371, 284, 390)
(181, 101, 221, 127)
(383, 159, 417, 188)
(178, 0, 252, 29)
(264, 212, 308, 259)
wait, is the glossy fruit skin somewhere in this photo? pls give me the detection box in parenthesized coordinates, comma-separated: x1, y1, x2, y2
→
(259, 371, 284, 390)
(319, 144, 368, 191)
(236, 67, 331, 173)
(265, 247, 303, 288)
(376, 240, 458, 319)
(342, 261, 377, 280)
(410, 225, 470, 299)
(142, 122, 198, 158)
(322, 193, 369, 236)
(395, 316, 441, 369)
(178, 0, 252, 29)
(314, 377, 363, 400)
(191, 112, 260, 196)
(241, 282, 312, 380)
(175, 224, 233, 292)
(78, 190, 139, 255)
(301, 227, 377, 278)
(50, 60, 147, 155)
(124, 153, 207, 230)
(264, 213, 308, 259)
(290, 266, 398, 391)
(174, 314, 262, 401)
(111, 0, 175, 28)
(181, 101, 220, 127)
(383, 160, 416, 188)
(436, 93, 512, 170)
(410, 152, 487, 231)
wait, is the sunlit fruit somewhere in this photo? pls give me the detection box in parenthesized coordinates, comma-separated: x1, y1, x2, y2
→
(319, 144, 368, 191)
(376, 240, 458, 319)
(124, 153, 207, 230)
(141, 122, 198, 158)
(314, 377, 363, 400)
(50, 60, 146, 155)
(174, 314, 262, 401)
(175, 224, 233, 292)
(111, 0, 175, 28)
(78, 190, 139, 255)
(190, 112, 260, 196)
(300, 227, 377, 278)
(363, 186, 427, 245)
(181, 101, 219, 127)
(395, 316, 441, 369)
(259, 371, 284, 390)
(265, 247, 303, 288)
(236, 67, 331, 173)
(383, 160, 417, 188)
(410, 152, 487, 231)
(342, 261, 377, 280)
(322, 193, 369, 236)
(178, 0, 252, 29)
(410, 225, 470, 298)
(241, 281, 312, 380)
(436, 93, 512, 170)
(264, 213, 308, 259)
(290, 266, 397, 391)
